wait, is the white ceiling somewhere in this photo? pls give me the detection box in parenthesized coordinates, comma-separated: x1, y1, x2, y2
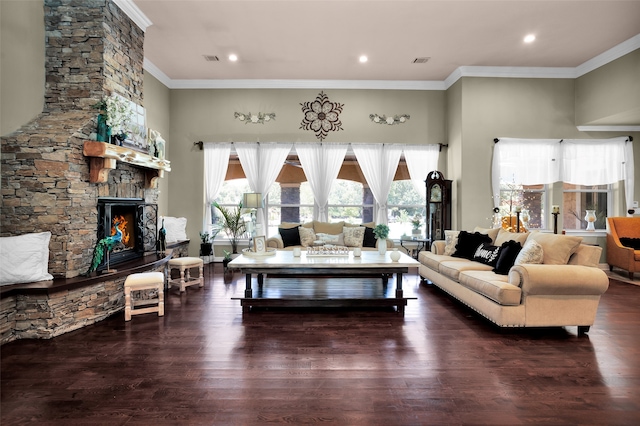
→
(129, 0, 640, 88)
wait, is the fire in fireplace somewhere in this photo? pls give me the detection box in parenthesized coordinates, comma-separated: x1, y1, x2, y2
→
(96, 198, 157, 271)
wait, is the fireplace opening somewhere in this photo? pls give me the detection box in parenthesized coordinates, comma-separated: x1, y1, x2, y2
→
(96, 198, 157, 271)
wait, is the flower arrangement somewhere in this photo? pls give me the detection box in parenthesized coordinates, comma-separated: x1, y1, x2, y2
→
(234, 112, 276, 124)
(373, 224, 389, 240)
(94, 94, 132, 135)
(411, 214, 422, 230)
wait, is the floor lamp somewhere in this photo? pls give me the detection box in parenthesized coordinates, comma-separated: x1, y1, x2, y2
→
(243, 192, 263, 249)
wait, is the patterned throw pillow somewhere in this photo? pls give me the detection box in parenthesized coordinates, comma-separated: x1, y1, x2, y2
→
(343, 226, 365, 247)
(298, 226, 316, 247)
(316, 232, 344, 246)
(472, 243, 502, 266)
(443, 230, 460, 256)
(514, 239, 544, 265)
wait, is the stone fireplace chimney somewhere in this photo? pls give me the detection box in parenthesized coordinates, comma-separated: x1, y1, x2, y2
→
(1, 0, 157, 278)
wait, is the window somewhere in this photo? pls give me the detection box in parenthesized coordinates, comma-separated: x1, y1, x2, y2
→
(327, 180, 371, 224)
(498, 181, 546, 230)
(387, 180, 426, 239)
(211, 178, 251, 237)
(562, 183, 609, 230)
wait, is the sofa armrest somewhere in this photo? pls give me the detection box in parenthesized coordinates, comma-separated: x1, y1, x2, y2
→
(431, 240, 446, 255)
(509, 264, 609, 296)
(267, 236, 284, 249)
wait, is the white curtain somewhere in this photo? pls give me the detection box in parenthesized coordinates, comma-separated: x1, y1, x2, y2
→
(296, 143, 348, 222)
(562, 137, 634, 211)
(491, 138, 561, 208)
(235, 142, 292, 234)
(403, 144, 440, 196)
(352, 143, 403, 224)
(203, 142, 231, 230)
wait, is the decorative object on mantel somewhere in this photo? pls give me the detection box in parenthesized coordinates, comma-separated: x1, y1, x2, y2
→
(234, 112, 276, 124)
(300, 91, 344, 141)
(86, 219, 124, 276)
(369, 114, 410, 125)
(148, 129, 166, 160)
(93, 94, 132, 145)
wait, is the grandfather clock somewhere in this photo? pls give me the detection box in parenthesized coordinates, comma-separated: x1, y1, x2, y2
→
(426, 171, 452, 242)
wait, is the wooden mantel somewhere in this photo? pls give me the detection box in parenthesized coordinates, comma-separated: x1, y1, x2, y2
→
(83, 141, 171, 188)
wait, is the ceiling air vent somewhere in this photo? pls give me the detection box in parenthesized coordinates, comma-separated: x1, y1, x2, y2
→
(412, 57, 430, 64)
(203, 55, 219, 62)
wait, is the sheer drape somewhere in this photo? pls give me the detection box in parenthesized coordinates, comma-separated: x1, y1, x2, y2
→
(491, 138, 561, 208)
(562, 137, 634, 210)
(352, 143, 403, 224)
(203, 142, 231, 230)
(235, 142, 292, 234)
(295, 143, 348, 222)
(403, 144, 440, 196)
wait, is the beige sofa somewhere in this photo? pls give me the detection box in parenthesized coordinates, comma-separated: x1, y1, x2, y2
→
(267, 221, 394, 251)
(418, 227, 609, 335)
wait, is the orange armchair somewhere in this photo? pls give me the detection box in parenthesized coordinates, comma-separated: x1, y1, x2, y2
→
(606, 217, 640, 280)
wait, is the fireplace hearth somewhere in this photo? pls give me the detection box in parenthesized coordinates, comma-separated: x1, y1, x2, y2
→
(96, 198, 158, 272)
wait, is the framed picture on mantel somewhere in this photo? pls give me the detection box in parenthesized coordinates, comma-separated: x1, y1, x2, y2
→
(121, 98, 148, 154)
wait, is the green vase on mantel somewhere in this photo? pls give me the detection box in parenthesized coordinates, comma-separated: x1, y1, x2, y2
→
(96, 113, 111, 143)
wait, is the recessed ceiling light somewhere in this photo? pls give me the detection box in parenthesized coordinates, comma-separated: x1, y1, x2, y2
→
(524, 34, 536, 43)
(359, 55, 368, 63)
(228, 54, 238, 62)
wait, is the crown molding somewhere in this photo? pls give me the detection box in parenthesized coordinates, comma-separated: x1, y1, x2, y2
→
(143, 59, 172, 87)
(575, 33, 640, 77)
(577, 125, 640, 132)
(165, 79, 446, 91)
(443, 66, 576, 89)
(113, 0, 152, 32)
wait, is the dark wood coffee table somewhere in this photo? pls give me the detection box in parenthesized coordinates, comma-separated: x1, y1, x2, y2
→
(229, 250, 420, 314)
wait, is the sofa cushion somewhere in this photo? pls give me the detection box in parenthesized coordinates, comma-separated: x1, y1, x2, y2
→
(313, 221, 344, 235)
(472, 243, 502, 266)
(443, 230, 460, 256)
(492, 240, 523, 275)
(514, 239, 543, 265)
(343, 226, 365, 247)
(299, 226, 316, 247)
(316, 232, 344, 246)
(568, 244, 602, 267)
(279, 226, 301, 247)
(620, 237, 640, 250)
(459, 271, 522, 306)
(494, 228, 529, 246)
(453, 231, 492, 260)
(527, 233, 582, 265)
(439, 260, 492, 281)
(362, 226, 377, 248)
(473, 226, 500, 244)
(419, 252, 456, 272)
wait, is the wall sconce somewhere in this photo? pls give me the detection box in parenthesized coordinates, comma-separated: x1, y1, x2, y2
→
(234, 112, 276, 124)
(369, 114, 410, 125)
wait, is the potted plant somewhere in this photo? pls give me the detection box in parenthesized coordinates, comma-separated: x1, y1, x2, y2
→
(199, 231, 213, 256)
(213, 201, 246, 254)
(411, 214, 422, 237)
(373, 224, 390, 254)
(222, 250, 234, 283)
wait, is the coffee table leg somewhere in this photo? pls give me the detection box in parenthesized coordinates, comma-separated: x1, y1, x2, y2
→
(395, 272, 404, 315)
(245, 273, 252, 298)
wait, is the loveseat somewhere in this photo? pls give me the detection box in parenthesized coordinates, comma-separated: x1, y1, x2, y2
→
(266, 221, 394, 251)
(606, 217, 640, 280)
(418, 227, 609, 335)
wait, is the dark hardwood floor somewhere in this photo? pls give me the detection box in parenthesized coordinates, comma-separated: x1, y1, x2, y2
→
(2, 264, 640, 425)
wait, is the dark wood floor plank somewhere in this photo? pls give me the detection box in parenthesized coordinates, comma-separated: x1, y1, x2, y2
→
(2, 263, 640, 425)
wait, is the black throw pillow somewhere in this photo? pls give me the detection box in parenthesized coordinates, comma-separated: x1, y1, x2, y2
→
(472, 243, 502, 267)
(279, 226, 301, 247)
(362, 226, 377, 248)
(492, 240, 523, 275)
(620, 237, 640, 250)
(452, 231, 492, 260)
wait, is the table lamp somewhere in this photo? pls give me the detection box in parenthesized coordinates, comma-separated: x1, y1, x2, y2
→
(242, 192, 263, 248)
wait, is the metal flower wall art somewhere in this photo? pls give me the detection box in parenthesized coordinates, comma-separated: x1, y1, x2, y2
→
(369, 114, 410, 125)
(300, 91, 344, 141)
(234, 112, 276, 124)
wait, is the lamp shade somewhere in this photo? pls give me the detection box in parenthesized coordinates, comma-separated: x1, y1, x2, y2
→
(242, 192, 263, 209)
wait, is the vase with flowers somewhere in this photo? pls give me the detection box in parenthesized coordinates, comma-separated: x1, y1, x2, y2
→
(93, 94, 132, 145)
(373, 224, 390, 255)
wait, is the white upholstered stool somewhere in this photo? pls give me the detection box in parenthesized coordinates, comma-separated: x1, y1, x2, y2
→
(168, 257, 204, 292)
(124, 272, 165, 321)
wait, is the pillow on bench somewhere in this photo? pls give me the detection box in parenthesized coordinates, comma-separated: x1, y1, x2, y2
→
(0, 231, 54, 285)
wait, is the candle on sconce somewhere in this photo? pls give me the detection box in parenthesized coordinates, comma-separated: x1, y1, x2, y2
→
(515, 206, 522, 213)
(552, 205, 560, 214)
